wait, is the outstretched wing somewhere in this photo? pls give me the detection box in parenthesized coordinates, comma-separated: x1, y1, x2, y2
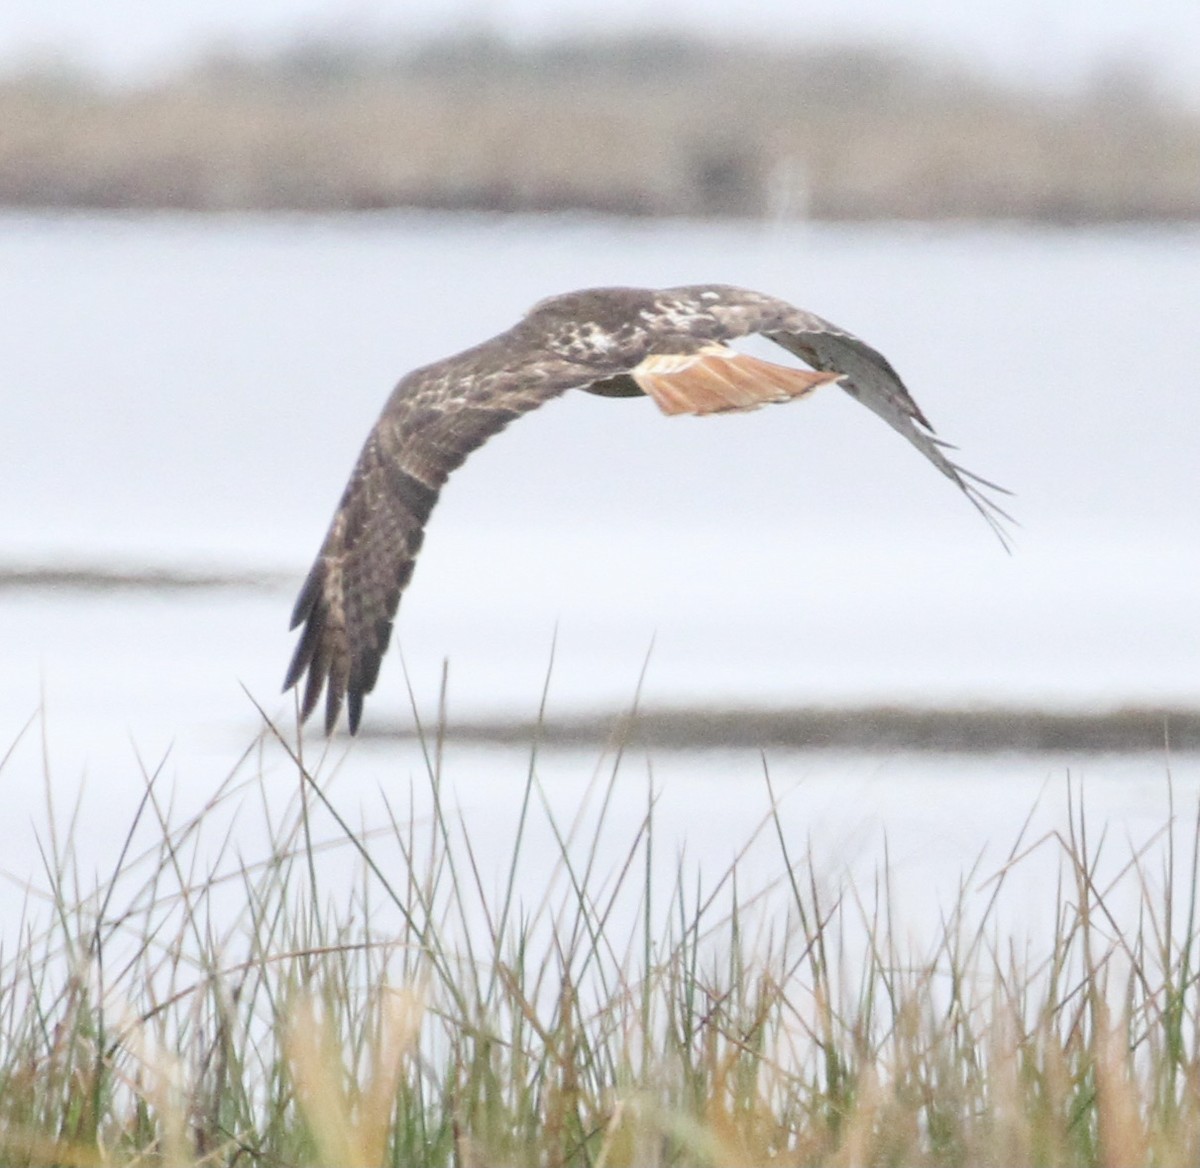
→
(764, 313, 1013, 545)
(283, 336, 601, 735)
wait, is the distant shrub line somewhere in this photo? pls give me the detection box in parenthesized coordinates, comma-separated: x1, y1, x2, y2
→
(4, 35, 1199, 221)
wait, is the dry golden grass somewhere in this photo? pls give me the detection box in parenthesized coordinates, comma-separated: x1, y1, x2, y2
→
(0, 699, 1198, 1165)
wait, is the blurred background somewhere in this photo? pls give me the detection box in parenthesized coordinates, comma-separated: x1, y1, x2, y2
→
(3, 0, 1200, 219)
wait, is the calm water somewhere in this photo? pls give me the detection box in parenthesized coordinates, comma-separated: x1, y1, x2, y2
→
(2, 211, 1198, 938)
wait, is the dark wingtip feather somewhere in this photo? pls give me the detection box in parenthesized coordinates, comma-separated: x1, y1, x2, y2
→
(956, 464, 1015, 497)
(300, 656, 325, 724)
(921, 423, 1018, 551)
(324, 685, 344, 736)
(285, 556, 397, 736)
(347, 690, 364, 735)
(282, 603, 324, 693)
(955, 465, 1018, 554)
(282, 648, 306, 695)
(289, 560, 324, 630)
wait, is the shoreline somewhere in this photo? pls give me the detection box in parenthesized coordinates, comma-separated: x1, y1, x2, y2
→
(365, 705, 1200, 754)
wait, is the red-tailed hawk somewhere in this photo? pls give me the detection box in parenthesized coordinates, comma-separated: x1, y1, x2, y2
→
(285, 284, 1009, 733)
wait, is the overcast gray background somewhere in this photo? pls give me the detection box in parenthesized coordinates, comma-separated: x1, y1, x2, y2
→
(3, 1, 1200, 104)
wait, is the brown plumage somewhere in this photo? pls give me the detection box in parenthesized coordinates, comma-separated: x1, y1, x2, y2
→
(284, 284, 1010, 734)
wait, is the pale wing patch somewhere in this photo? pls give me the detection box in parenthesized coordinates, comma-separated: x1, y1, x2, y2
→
(631, 343, 843, 416)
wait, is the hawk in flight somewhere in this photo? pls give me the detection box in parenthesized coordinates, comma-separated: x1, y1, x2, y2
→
(285, 284, 1009, 733)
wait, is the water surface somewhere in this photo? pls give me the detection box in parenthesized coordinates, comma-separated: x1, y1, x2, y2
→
(2, 212, 1197, 932)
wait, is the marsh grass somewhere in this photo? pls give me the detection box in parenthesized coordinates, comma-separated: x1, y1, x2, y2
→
(1, 697, 1198, 1166)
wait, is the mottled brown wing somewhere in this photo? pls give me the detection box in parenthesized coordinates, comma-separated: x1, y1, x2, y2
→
(765, 316, 1014, 545)
(283, 340, 603, 735)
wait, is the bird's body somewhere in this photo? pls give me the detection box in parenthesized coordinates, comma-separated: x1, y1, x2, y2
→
(285, 284, 1008, 734)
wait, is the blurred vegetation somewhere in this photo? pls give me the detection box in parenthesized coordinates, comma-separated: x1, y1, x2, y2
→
(2, 32, 1199, 220)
